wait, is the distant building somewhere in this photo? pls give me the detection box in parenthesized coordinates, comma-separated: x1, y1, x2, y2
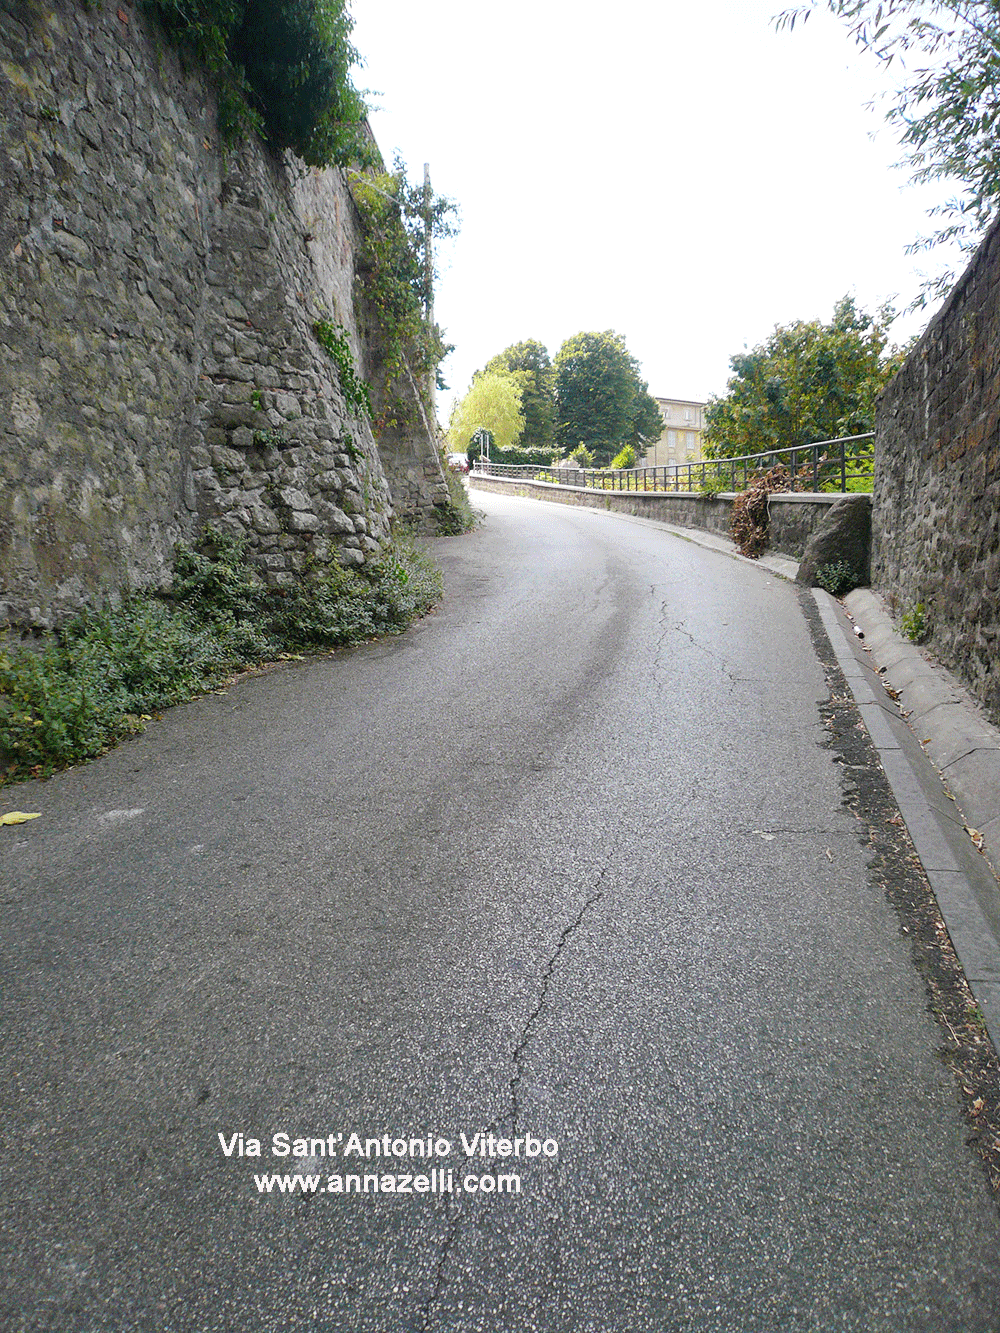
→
(643, 397, 706, 469)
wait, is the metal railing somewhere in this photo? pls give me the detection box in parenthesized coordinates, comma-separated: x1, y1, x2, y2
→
(472, 433, 875, 495)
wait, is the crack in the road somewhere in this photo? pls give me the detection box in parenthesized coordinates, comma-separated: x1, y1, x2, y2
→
(414, 1206, 461, 1333)
(650, 594, 741, 691)
(509, 866, 608, 1131)
(415, 870, 609, 1331)
(671, 617, 740, 686)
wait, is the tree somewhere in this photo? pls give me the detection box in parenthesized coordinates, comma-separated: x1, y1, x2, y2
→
(446, 372, 525, 454)
(483, 340, 557, 452)
(554, 331, 660, 466)
(777, 1, 1000, 300)
(703, 296, 903, 459)
(630, 390, 665, 452)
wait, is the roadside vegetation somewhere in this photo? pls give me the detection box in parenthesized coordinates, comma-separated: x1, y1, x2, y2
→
(703, 295, 907, 469)
(0, 529, 441, 784)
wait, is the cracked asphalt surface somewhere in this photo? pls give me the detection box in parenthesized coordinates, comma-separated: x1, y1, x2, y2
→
(3, 487, 1000, 1330)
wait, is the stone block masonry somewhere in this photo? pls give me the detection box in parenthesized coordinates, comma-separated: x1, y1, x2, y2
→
(874, 215, 1000, 724)
(0, 0, 448, 628)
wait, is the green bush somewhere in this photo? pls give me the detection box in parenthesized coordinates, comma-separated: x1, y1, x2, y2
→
(610, 444, 637, 470)
(814, 560, 859, 597)
(466, 442, 558, 468)
(0, 529, 441, 781)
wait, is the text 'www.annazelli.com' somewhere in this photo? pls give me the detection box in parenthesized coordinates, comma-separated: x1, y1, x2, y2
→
(221, 1129, 560, 1199)
(253, 1169, 520, 1197)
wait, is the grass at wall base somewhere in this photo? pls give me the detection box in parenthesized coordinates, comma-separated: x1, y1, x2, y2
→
(0, 528, 442, 785)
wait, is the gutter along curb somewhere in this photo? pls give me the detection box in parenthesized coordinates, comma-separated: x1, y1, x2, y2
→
(816, 589, 1000, 1052)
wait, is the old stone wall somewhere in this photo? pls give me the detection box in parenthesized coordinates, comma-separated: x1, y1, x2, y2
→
(874, 217, 1000, 723)
(0, 0, 448, 628)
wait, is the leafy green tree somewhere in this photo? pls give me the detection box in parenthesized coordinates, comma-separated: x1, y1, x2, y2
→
(554, 331, 660, 465)
(484, 340, 556, 452)
(777, 0, 1000, 300)
(703, 296, 903, 459)
(447, 372, 525, 454)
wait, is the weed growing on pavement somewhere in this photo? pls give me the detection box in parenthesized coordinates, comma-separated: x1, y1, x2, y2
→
(0, 528, 441, 782)
(815, 560, 859, 597)
(901, 602, 929, 643)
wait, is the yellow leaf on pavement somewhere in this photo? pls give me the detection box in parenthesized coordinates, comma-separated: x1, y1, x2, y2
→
(1, 811, 41, 826)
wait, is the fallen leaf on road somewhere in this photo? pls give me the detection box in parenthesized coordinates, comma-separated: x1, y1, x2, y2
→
(1, 811, 41, 826)
(967, 827, 985, 850)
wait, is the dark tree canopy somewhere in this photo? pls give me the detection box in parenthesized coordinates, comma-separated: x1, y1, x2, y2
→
(554, 331, 660, 466)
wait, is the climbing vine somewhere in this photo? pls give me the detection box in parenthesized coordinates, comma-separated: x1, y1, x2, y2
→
(349, 157, 458, 426)
(314, 319, 372, 417)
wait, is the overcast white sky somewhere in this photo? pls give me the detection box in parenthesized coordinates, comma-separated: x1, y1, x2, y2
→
(350, 0, 963, 417)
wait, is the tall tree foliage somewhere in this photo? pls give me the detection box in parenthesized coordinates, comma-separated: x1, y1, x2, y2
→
(483, 340, 556, 452)
(777, 0, 1000, 301)
(703, 296, 903, 459)
(554, 331, 661, 465)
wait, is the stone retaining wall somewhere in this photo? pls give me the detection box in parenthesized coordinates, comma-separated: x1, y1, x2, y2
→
(0, 0, 447, 628)
(874, 216, 1000, 723)
(468, 476, 840, 562)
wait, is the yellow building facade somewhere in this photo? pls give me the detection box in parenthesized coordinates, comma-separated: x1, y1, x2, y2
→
(642, 397, 706, 469)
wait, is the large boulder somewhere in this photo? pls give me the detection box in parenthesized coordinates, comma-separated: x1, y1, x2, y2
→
(796, 494, 872, 587)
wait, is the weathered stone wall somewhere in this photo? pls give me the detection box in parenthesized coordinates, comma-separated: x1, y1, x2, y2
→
(468, 475, 841, 561)
(874, 216, 1000, 723)
(0, 0, 447, 628)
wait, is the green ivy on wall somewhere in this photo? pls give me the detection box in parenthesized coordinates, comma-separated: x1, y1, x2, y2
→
(314, 319, 372, 417)
(137, 0, 373, 168)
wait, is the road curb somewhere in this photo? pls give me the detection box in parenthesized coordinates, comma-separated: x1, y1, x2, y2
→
(813, 588, 1000, 1053)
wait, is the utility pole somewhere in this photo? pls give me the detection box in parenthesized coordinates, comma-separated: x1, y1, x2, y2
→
(423, 163, 433, 326)
(423, 163, 436, 423)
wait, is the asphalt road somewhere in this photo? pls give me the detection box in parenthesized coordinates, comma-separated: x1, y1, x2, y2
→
(3, 488, 999, 1331)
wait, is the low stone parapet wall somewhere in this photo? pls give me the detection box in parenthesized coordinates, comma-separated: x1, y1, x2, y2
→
(469, 475, 843, 563)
